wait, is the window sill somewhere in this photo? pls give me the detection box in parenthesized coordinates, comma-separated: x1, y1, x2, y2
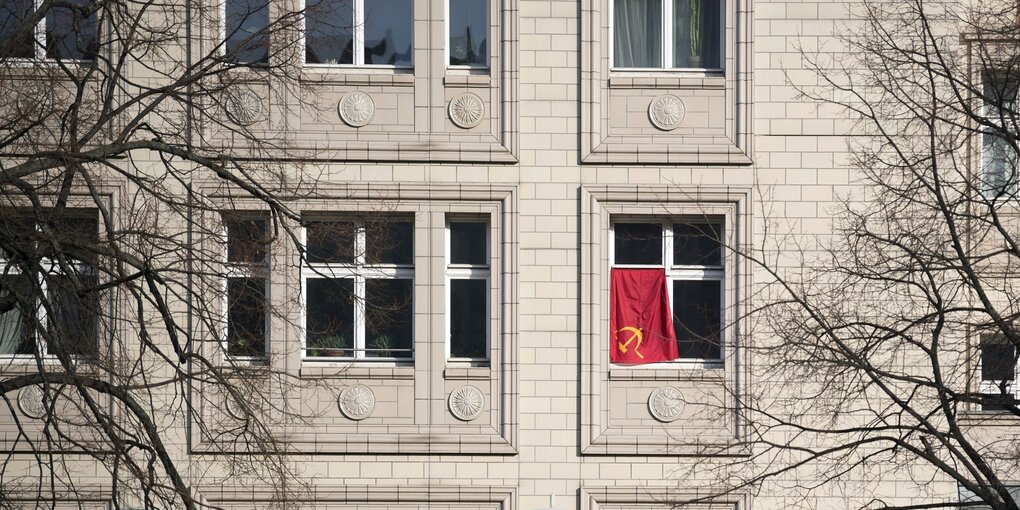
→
(444, 73, 492, 89)
(444, 365, 491, 380)
(608, 73, 725, 90)
(299, 68, 415, 87)
(609, 364, 724, 382)
(299, 363, 414, 379)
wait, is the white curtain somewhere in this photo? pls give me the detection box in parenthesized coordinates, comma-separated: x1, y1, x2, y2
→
(614, 0, 660, 68)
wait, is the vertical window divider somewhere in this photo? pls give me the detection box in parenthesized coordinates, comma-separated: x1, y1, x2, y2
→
(353, 223, 366, 359)
(661, 0, 673, 69)
(353, 0, 365, 66)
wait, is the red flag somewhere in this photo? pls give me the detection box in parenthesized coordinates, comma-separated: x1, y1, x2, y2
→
(610, 268, 679, 364)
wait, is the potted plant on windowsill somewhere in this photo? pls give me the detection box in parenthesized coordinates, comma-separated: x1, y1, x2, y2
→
(688, 0, 702, 68)
(311, 335, 351, 358)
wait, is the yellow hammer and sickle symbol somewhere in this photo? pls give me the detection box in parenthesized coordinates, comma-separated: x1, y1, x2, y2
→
(616, 326, 644, 359)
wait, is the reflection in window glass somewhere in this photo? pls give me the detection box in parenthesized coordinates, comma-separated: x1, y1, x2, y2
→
(0, 274, 35, 355)
(227, 277, 266, 357)
(45, 0, 98, 60)
(982, 72, 1020, 197)
(613, 0, 661, 68)
(226, 0, 270, 64)
(227, 217, 268, 264)
(305, 278, 355, 356)
(305, 0, 354, 64)
(614, 223, 662, 265)
(673, 222, 722, 266)
(305, 221, 355, 263)
(363, 0, 413, 65)
(48, 273, 99, 356)
(365, 278, 413, 357)
(366, 220, 413, 265)
(449, 0, 487, 66)
(672, 279, 721, 359)
(672, 0, 721, 68)
(450, 279, 486, 358)
(0, 0, 35, 58)
(450, 221, 487, 265)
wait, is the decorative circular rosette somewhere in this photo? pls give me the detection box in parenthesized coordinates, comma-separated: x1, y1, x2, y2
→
(338, 384, 376, 420)
(224, 393, 247, 420)
(648, 94, 686, 131)
(338, 91, 376, 127)
(224, 87, 264, 126)
(18, 385, 46, 419)
(448, 92, 485, 128)
(647, 386, 686, 422)
(448, 385, 485, 421)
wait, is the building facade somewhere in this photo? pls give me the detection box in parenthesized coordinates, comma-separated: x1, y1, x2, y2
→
(2, 0, 1018, 508)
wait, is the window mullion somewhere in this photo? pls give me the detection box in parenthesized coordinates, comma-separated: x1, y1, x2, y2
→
(35, 0, 45, 59)
(354, 0, 365, 66)
(661, 0, 672, 68)
(354, 273, 366, 358)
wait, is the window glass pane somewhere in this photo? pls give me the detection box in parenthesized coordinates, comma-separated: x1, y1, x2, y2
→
(227, 217, 268, 264)
(0, 0, 34, 58)
(673, 0, 721, 68)
(42, 213, 98, 264)
(363, 0, 413, 66)
(982, 337, 1016, 381)
(0, 214, 39, 260)
(449, 0, 487, 66)
(613, 0, 660, 68)
(305, 278, 354, 356)
(45, 0, 98, 60)
(673, 222, 722, 266)
(227, 277, 266, 357)
(0, 274, 36, 355)
(305, 0, 353, 64)
(366, 220, 413, 265)
(982, 73, 1020, 195)
(614, 223, 662, 265)
(450, 278, 486, 358)
(47, 273, 99, 356)
(226, 0, 269, 64)
(365, 278, 412, 357)
(673, 279, 721, 359)
(305, 221, 355, 263)
(450, 221, 487, 265)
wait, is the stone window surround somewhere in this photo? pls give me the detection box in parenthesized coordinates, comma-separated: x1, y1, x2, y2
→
(580, 0, 752, 165)
(581, 485, 748, 510)
(580, 184, 751, 455)
(195, 182, 519, 455)
(200, 484, 516, 509)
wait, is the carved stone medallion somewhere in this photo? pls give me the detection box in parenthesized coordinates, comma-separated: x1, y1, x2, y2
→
(648, 94, 686, 131)
(448, 92, 485, 128)
(338, 384, 375, 420)
(338, 91, 376, 127)
(224, 393, 246, 420)
(224, 87, 263, 126)
(448, 385, 484, 421)
(18, 385, 46, 419)
(648, 386, 685, 422)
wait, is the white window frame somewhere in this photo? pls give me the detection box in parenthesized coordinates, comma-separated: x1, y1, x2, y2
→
(607, 0, 725, 72)
(445, 217, 490, 363)
(0, 215, 99, 360)
(444, 0, 490, 70)
(300, 219, 415, 361)
(300, 0, 414, 69)
(979, 335, 1019, 410)
(221, 216, 270, 361)
(608, 218, 725, 367)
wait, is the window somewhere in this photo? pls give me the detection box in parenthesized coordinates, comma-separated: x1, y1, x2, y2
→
(447, 219, 489, 360)
(610, 219, 724, 362)
(0, 211, 99, 358)
(224, 215, 269, 358)
(980, 334, 1018, 411)
(302, 217, 414, 360)
(0, 0, 98, 60)
(447, 0, 487, 67)
(304, 0, 413, 67)
(224, 0, 269, 64)
(981, 72, 1020, 196)
(612, 0, 722, 69)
